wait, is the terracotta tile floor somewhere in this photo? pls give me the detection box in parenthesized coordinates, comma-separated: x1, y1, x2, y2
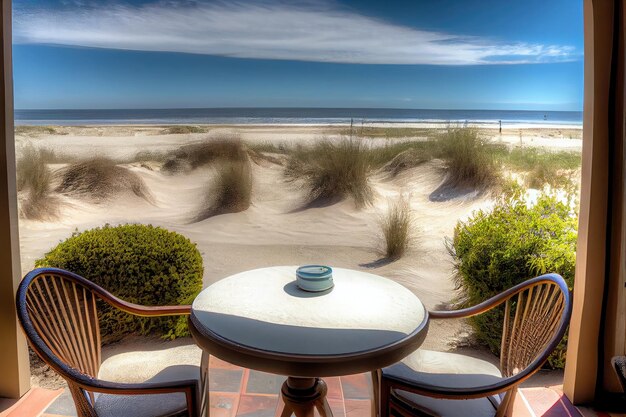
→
(205, 356, 371, 416)
(35, 358, 623, 417)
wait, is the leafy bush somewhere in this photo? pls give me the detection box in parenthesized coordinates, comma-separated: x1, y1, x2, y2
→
(450, 192, 577, 368)
(35, 224, 204, 343)
(285, 138, 373, 208)
(380, 197, 413, 260)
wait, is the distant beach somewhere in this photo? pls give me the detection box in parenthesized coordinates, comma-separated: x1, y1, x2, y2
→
(14, 108, 583, 129)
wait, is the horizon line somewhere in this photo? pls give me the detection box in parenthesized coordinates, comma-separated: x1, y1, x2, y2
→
(14, 107, 584, 112)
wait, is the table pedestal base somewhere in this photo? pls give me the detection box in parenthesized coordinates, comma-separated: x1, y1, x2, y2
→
(279, 377, 333, 417)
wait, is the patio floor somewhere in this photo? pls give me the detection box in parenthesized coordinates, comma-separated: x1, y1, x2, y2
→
(30, 356, 622, 417)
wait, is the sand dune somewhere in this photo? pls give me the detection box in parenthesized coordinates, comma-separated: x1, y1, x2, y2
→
(16, 124, 581, 353)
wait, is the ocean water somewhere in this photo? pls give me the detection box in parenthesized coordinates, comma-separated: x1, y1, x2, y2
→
(14, 108, 583, 126)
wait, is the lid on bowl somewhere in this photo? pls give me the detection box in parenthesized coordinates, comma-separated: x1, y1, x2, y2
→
(296, 265, 332, 279)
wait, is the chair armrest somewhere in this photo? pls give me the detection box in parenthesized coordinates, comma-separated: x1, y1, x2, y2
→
(104, 297, 191, 318)
(429, 274, 566, 320)
(29, 267, 192, 317)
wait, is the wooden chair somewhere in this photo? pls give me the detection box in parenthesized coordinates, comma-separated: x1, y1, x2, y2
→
(373, 273, 572, 417)
(611, 356, 626, 392)
(16, 267, 208, 417)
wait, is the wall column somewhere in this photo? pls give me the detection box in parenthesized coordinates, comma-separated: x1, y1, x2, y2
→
(564, 0, 623, 404)
(0, 0, 30, 399)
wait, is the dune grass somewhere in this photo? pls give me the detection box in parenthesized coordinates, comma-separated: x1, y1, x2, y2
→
(56, 157, 152, 202)
(15, 126, 67, 136)
(340, 126, 436, 139)
(372, 130, 580, 190)
(161, 125, 207, 134)
(162, 136, 247, 174)
(17, 146, 54, 192)
(502, 147, 581, 189)
(372, 141, 439, 175)
(526, 164, 576, 190)
(17, 146, 59, 220)
(285, 138, 373, 208)
(436, 128, 501, 190)
(380, 197, 413, 260)
(505, 147, 581, 171)
(196, 158, 253, 220)
(246, 141, 291, 155)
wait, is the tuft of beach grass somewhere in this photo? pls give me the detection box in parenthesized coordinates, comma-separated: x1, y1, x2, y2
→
(285, 138, 373, 208)
(380, 196, 413, 260)
(17, 146, 59, 220)
(195, 158, 253, 221)
(437, 128, 500, 191)
(56, 157, 153, 202)
(161, 135, 247, 174)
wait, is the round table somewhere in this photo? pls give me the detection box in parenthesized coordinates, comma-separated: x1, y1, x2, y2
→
(189, 266, 428, 417)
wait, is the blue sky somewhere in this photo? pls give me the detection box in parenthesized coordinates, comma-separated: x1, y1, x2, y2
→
(12, 0, 584, 110)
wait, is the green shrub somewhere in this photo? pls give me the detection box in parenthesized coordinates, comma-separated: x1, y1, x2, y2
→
(450, 192, 577, 368)
(35, 224, 204, 343)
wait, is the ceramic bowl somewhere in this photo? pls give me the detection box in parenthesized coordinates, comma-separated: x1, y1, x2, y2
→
(296, 265, 334, 292)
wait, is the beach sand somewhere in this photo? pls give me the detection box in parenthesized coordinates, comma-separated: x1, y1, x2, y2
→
(17, 124, 582, 387)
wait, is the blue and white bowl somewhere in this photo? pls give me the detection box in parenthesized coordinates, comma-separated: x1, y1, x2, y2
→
(296, 265, 334, 292)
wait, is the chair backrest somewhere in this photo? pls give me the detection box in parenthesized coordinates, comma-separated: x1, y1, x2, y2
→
(499, 278, 568, 377)
(17, 269, 102, 379)
(430, 273, 571, 392)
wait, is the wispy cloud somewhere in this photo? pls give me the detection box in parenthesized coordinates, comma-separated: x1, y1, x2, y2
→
(13, 1, 577, 65)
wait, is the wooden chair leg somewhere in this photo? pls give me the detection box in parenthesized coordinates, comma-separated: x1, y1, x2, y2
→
(379, 376, 391, 417)
(200, 351, 210, 417)
(371, 370, 380, 417)
(495, 389, 517, 417)
(67, 383, 97, 417)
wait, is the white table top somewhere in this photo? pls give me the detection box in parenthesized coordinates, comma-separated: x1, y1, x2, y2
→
(191, 266, 426, 357)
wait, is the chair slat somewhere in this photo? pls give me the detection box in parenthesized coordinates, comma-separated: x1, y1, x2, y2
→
(27, 274, 101, 378)
(500, 281, 565, 377)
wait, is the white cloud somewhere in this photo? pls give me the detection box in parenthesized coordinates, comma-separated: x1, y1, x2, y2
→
(12, 1, 577, 65)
